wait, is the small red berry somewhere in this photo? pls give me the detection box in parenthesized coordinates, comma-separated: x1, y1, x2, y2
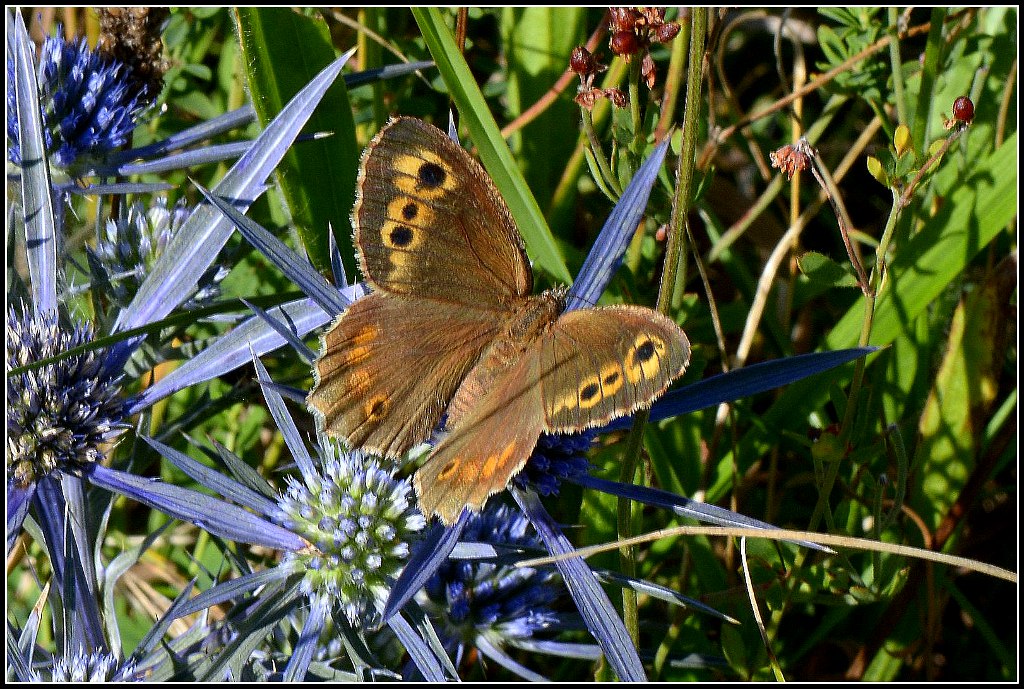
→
(952, 96, 975, 124)
(610, 30, 640, 56)
(570, 46, 594, 75)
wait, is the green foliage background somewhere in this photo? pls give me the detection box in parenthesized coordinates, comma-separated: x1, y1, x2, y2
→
(8, 7, 1017, 681)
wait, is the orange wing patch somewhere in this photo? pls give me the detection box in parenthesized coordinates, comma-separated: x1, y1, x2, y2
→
(414, 357, 546, 525)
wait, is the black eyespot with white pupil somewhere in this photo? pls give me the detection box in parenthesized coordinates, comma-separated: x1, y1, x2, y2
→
(633, 340, 656, 364)
(418, 161, 446, 188)
(389, 225, 414, 247)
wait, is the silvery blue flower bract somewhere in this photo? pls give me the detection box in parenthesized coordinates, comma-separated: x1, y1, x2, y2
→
(6, 307, 127, 487)
(7, 26, 142, 171)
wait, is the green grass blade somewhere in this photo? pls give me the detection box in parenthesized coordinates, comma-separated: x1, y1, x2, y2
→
(412, 7, 571, 283)
(234, 7, 359, 276)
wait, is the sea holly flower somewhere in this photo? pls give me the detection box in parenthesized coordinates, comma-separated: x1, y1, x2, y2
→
(7, 12, 428, 197)
(47, 651, 138, 682)
(6, 24, 144, 174)
(421, 505, 563, 680)
(143, 359, 448, 682)
(518, 431, 595, 497)
(7, 16, 354, 666)
(87, 197, 228, 311)
(279, 442, 426, 625)
(6, 306, 128, 488)
(7, 10, 354, 547)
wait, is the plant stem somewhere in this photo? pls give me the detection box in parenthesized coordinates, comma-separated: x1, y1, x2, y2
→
(616, 5, 706, 648)
(887, 8, 909, 125)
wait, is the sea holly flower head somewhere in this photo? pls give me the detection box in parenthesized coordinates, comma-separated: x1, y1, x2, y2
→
(7, 24, 144, 173)
(6, 306, 128, 487)
(518, 430, 595, 496)
(422, 505, 559, 650)
(89, 197, 227, 309)
(47, 651, 138, 682)
(279, 441, 426, 624)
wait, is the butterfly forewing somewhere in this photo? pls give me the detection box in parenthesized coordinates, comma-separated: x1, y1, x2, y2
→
(309, 292, 503, 458)
(354, 117, 532, 306)
(539, 306, 691, 432)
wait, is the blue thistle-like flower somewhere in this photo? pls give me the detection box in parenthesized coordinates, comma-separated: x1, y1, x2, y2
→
(47, 650, 137, 682)
(518, 430, 595, 496)
(7, 25, 143, 172)
(422, 505, 560, 652)
(88, 198, 228, 309)
(6, 307, 128, 487)
(279, 442, 426, 625)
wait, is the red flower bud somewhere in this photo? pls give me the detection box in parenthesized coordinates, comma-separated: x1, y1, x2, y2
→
(952, 96, 975, 124)
(610, 29, 640, 56)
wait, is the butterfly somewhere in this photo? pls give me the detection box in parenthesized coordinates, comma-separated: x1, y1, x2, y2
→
(308, 117, 690, 525)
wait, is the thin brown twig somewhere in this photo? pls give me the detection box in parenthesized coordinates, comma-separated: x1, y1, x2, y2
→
(455, 7, 468, 54)
(803, 142, 873, 295)
(499, 19, 608, 139)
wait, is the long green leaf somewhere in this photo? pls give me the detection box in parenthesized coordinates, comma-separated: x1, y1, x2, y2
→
(412, 7, 571, 283)
(234, 7, 359, 275)
(501, 7, 585, 212)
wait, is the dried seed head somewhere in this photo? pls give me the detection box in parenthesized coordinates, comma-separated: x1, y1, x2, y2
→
(770, 141, 813, 181)
(570, 46, 595, 75)
(609, 7, 641, 34)
(96, 7, 169, 102)
(653, 21, 681, 43)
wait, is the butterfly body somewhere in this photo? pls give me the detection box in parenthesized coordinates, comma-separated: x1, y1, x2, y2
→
(309, 117, 690, 525)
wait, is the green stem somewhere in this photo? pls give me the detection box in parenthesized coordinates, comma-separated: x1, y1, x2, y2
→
(581, 106, 622, 198)
(658, 7, 705, 313)
(627, 56, 643, 157)
(616, 5, 707, 647)
(887, 8, 909, 126)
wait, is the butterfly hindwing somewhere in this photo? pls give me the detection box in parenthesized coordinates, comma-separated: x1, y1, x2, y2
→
(414, 353, 546, 525)
(538, 306, 691, 433)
